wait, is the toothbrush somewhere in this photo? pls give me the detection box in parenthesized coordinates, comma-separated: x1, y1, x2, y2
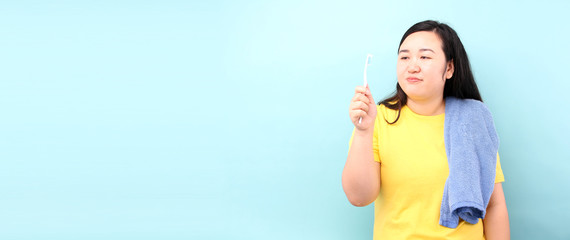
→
(359, 54, 373, 124)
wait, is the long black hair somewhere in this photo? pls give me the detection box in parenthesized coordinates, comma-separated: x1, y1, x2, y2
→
(380, 20, 482, 124)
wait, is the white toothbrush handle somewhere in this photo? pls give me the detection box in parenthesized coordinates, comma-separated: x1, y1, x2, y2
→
(359, 54, 372, 124)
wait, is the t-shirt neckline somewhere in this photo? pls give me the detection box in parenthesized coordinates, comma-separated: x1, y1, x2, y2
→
(403, 105, 445, 119)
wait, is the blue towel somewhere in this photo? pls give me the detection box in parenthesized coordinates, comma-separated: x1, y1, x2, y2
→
(439, 96, 499, 228)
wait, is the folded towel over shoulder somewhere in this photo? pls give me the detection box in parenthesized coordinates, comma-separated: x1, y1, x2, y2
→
(439, 96, 500, 228)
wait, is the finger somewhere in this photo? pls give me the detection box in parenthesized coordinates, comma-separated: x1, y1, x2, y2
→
(351, 102, 369, 116)
(351, 109, 366, 119)
(363, 88, 375, 104)
(349, 101, 356, 111)
(363, 85, 372, 97)
(350, 100, 368, 113)
(351, 93, 360, 102)
(351, 93, 369, 105)
(351, 91, 366, 101)
(349, 102, 360, 113)
(354, 86, 366, 94)
(358, 109, 368, 119)
(357, 101, 369, 112)
(350, 110, 363, 122)
(357, 93, 370, 104)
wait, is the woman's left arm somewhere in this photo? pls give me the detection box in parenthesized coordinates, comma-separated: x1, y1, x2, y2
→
(483, 183, 510, 240)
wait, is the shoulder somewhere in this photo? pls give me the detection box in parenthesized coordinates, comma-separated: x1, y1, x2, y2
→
(378, 101, 399, 113)
(445, 97, 492, 117)
(378, 103, 400, 123)
(446, 96, 484, 108)
(445, 97, 497, 137)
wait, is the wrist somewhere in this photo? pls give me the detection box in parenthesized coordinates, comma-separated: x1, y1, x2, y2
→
(355, 128, 374, 137)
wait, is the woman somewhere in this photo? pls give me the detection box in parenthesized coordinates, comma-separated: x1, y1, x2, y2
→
(343, 20, 510, 239)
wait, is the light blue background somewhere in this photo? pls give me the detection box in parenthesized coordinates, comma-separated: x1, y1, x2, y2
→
(1, 0, 569, 239)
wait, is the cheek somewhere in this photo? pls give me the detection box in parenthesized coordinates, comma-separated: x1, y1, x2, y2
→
(421, 62, 445, 80)
(396, 62, 406, 77)
(420, 62, 435, 74)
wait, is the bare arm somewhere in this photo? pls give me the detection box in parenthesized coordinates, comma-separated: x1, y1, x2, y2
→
(483, 183, 510, 239)
(342, 85, 381, 207)
(342, 130, 380, 206)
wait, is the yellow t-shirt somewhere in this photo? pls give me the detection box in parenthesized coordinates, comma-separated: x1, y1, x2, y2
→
(348, 104, 504, 240)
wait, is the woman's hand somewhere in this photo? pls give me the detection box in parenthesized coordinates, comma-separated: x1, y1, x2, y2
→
(349, 85, 377, 131)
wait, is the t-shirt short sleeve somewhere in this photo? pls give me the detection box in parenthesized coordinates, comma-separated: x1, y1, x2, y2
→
(495, 152, 505, 183)
(348, 107, 381, 163)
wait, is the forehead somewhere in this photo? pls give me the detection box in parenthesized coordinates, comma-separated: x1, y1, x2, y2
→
(399, 31, 443, 53)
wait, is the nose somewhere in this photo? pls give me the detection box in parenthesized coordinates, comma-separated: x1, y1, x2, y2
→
(407, 58, 420, 73)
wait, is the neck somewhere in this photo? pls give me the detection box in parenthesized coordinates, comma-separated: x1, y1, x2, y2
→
(406, 96, 445, 116)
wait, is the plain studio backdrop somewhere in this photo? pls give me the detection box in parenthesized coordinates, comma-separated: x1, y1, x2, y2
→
(0, 0, 569, 239)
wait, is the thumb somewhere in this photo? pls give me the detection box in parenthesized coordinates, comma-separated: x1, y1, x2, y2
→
(365, 85, 375, 103)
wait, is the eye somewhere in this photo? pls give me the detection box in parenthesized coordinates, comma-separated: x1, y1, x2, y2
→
(400, 56, 409, 60)
(420, 56, 431, 59)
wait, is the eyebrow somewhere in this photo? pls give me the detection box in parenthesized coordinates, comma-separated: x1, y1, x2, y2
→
(398, 48, 435, 54)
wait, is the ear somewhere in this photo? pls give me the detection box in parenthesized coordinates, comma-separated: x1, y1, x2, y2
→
(445, 60, 455, 79)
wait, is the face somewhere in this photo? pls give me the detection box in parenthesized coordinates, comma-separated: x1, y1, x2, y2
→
(397, 31, 454, 102)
